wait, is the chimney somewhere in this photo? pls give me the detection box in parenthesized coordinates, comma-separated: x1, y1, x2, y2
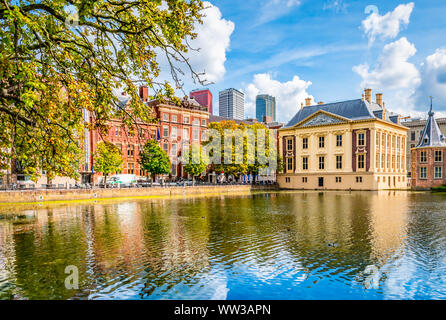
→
(364, 88, 372, 103)
(361, 94, 365, 101)
(300, 102, 304, 110)
(318, 101, 324, 105)
(305, 97, 312, 107)
(139, 86, 149, 102)
(376, 93, 383, 107)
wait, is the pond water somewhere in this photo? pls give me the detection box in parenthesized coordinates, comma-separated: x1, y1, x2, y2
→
(1, 191, 446, 300)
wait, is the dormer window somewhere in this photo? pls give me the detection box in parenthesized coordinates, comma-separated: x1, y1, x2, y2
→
(424, 138, 429, 145)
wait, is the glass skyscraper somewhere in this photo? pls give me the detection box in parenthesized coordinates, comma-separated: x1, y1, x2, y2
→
(219, 88, 245, 120)
(256, 94, 276, 122)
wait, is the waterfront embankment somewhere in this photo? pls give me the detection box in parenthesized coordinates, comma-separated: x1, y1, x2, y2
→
(0, 185, 278, 204)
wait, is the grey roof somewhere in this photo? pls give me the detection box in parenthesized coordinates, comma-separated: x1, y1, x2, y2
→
(209, 115, 256, 125)
(416, 105, 446, 148)
(284, 99, 393, 128)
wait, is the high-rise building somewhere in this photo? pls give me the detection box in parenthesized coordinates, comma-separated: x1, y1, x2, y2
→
(219, 88, 244, 120)
(190, 89, 213, 114)
(256, 94, 276, 122)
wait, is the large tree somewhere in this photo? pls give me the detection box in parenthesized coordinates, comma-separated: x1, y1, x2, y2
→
(183, 144, 208, 186)
(139, 140, 170, 185)
(204, 121, 281, 180)
(0, 0, 205, 181)
(93, 141, 123, 186)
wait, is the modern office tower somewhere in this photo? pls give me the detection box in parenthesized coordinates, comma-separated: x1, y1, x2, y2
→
(256, 94, 276, 122)
(190, 89, 213, 114)
(219, 88, 244, 120)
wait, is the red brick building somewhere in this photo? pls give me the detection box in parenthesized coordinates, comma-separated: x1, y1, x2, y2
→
(411, 104, 446, 189)
(84, 87, 210, 184)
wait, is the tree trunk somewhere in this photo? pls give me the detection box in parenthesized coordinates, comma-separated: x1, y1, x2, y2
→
(151, 174, 155, 187)
(104, 174, 107, 188)
(192, 175, 195, 187)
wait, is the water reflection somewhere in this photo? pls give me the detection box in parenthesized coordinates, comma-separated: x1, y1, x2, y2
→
(1, 191, 446, 300)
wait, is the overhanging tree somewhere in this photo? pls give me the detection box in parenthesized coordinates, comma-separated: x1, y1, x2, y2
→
(93, 141, 123, 186)
(0, 0, 206, 182)
(139, 140, 170, 185)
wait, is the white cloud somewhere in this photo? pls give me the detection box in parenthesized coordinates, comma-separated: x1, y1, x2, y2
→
(415, 49, 446, 111)
(256, 0, 301, 26)
(353, 37, 421, 114)
(362, 3, 414, 45)
(187, 2, 235, 83)
(244, 73, 313, 122)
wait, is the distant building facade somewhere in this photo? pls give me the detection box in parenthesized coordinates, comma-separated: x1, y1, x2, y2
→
(277, 89, 408, 190)
(411, 104, 446, 189)
(403, 116, 446, 178)
(256, 94, 276, 122)
(219, 88, 244, 120)
(89, 88, 209, 183)
(190, 89, 213, 115)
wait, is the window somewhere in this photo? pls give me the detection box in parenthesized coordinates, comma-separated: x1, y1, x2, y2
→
(193, 128, 200, 141)
(163, 114, 169, 121)
(319, 156, 325, 170)
(319, 136, 325, 148)
(171, 162, 177, 176)
(287, 158, 293, 171)
(302, 157, 309, 170)
(435, 167, 443, 179)
(376, 133, 380, 146)
(420, 167, 427, 179)
(171, 127, 177, 139)
(302, 177, 308, 183)
(128, 145, 134, 157)
(376, 153, 380, 169)
(139, 128, 145, 138)
(201, 130, 207, 141)
(163, 126, 169, 137)
(287, 139, 293, 151)
(356, 177, 363, 183)
(411, 144, 415, 149)
(435, 151, 443, 162)
(420, 151, 427, 163)
(336, 135, 343, 147)
(162, 143, 169, 154)
(128, 163, 134, 174)
(202, 119, 206, 126)
(171, 115, 177, 123)
(184, 116, 190, 124)
(171, 144, 177, 157)
(303, 137, 308, 149)
(183, 128, 190, 141)
(358, 154, 365, 169)
(285, 177, 291, 183)
(336, 177, 342, 183)
(336, 155, 343, 169)
(193, 119, 200, 126)
(116, 126, 121, 137)
(411, 131, 416, 141)
(358, 133, 365, 146)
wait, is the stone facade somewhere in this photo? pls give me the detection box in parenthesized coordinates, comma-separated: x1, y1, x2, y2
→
(278, 91, 408, 191)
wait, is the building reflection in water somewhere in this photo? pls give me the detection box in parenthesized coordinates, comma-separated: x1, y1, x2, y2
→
(1, 191, 446, 299)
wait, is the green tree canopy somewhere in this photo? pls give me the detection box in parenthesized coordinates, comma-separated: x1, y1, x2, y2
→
(204, 121, 280, 178)
(183, 143, 208, 184)
(139, 140, 170, 183)
(0, 0, 205, 181)
(93, 141, 123, 185)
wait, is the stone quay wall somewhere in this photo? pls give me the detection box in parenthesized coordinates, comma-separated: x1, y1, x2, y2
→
(0, 185, 278, 204)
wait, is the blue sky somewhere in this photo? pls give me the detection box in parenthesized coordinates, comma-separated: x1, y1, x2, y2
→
(184, 0, 446, 122)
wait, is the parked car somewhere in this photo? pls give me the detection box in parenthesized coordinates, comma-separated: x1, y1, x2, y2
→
(16, 175, 37, 189)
